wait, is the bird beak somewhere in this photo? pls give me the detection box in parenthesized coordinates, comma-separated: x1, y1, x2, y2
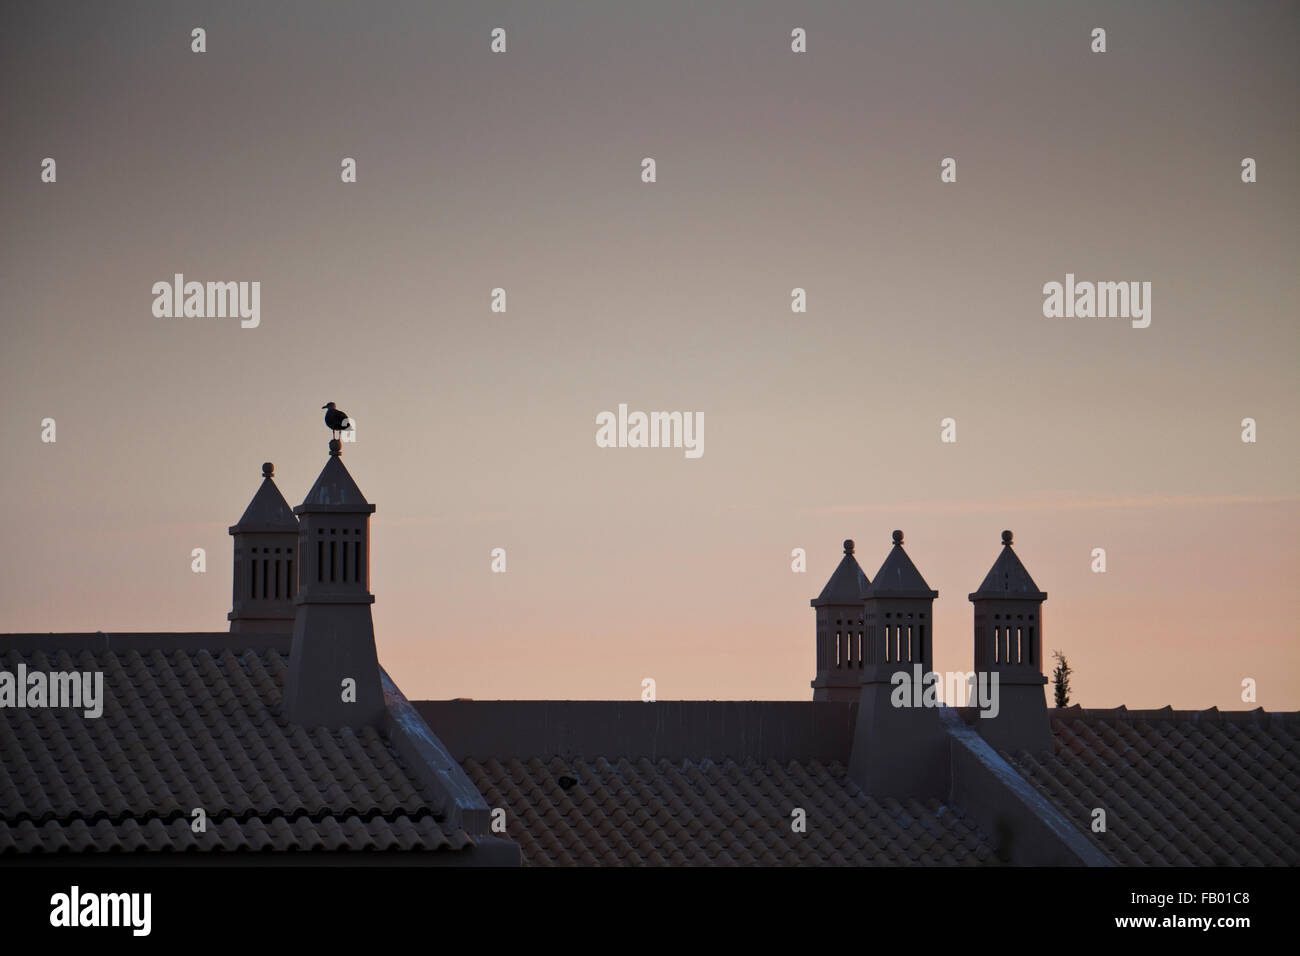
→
(321, 405, 328, 409)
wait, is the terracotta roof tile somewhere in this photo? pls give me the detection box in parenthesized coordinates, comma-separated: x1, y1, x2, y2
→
(0, 645, 469, 855)
(1007, 711, 1300, 866)
(465, 754, 997, 866)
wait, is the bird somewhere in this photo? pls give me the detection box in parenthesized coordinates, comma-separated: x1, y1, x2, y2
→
(322, 402, 352, 439)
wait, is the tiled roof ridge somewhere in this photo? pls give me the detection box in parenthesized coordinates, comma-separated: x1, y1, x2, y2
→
(4, 803, 446, 830)
(378, 669, 498, 834)
(1050, 705, 1298, 724)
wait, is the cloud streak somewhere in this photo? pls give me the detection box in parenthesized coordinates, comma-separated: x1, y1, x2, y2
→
(809, 495, 1299, 516)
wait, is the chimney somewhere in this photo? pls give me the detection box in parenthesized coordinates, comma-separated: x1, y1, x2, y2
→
(809, 539, 869, 701)
(968, 530, 1052, 754)
(863, 530, 938, 675)
(846, 531, 947, 798)
(228, 462, 299, 633)
(282, 439, 384, 727)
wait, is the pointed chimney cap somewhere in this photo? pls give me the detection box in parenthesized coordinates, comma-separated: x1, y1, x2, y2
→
(295, 447, 375, 514)
(811, 539, 870, 606)
(969, 530, 1047, 601)
(865, 529, 938, 599)
(229, 463, 298, 534)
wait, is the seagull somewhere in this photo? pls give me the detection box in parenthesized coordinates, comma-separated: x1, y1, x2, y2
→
(322, 402, 352, 439)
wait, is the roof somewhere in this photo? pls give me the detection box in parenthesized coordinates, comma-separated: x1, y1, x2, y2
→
(1008, 709, 1300, 866)
(422, 699, 999, 865)
(229, 466, 298, 534)
(422, 699, 1299, 867)
(0, 637, 470, 856)
(297, 453, 373, 513)
(464, 754, 997, 866)
(969, 533, 1046, 601)
(866, 534, 938, 598)
(811, 540, 869, 606)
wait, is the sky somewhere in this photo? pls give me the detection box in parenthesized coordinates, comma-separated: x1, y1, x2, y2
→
(1, 1, 1296, 709)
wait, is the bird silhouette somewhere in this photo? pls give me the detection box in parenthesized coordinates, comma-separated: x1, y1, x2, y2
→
(322, 402, 352, 439)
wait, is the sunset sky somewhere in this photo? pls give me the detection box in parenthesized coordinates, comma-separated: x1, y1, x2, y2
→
(1, 1, 1296, 709)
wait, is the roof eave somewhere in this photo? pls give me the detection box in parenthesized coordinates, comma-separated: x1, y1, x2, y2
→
(968, 590, 1048, 601)
(867, 588, 939, 599)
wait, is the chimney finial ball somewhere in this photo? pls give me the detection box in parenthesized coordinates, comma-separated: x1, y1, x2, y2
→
(262, 462, 274, 478)
(329, 439, 342, 456)
(892, 530, 904, 546)
(843, 539, 854, 555)
(1002, 530, 1013, 546)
